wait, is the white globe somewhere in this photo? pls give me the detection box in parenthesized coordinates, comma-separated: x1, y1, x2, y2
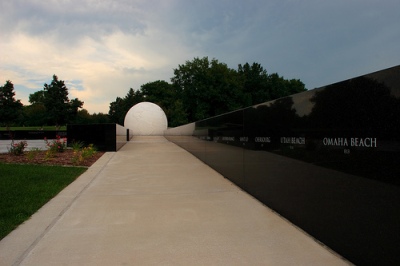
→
(124, 102, 168, 135)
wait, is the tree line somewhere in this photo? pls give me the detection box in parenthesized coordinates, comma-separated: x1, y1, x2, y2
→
(109, 57, 306, 127)
(0, 75, 109, 129)
(1, 57, 306, 129)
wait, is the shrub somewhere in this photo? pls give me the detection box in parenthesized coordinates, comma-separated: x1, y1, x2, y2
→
(44, 136, 67, 159)
(8, 141, 28, 156)
(44, 135, 67, 153)
(71, 144, 97, 165)
(71, 140, 84, 151)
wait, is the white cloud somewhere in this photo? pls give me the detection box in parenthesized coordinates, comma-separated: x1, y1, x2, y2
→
(1, 0, 399, 114)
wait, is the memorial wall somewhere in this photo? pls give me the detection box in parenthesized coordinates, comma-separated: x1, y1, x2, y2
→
(67, 123, 132, 151)
(0, 130, 66, 140)
(165, 65, 400, 265)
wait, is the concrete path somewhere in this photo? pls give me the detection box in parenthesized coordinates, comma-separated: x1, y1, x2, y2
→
(0, 136, 349, 265)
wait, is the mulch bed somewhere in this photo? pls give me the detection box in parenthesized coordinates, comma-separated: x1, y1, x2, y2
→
(0, 149, 105, 167)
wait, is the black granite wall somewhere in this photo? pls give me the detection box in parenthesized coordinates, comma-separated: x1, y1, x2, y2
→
(0, 130, 66, 140)
(67, 124, 131, 151)
(165, 65, 400, 265)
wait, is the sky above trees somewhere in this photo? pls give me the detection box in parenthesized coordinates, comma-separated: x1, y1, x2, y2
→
(1, 0, 399, 113)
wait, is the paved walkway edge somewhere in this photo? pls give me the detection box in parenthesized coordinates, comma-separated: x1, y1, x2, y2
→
(0, 137, 350, 265)
(0, 152, 115, 266)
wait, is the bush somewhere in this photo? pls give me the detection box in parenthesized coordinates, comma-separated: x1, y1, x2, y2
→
(72, 144, 97, 165)
(8, 141, 27, 156)
(44, 135, 67, 159)
(44, 135, 67, 153)
(71, 140, 84, 151)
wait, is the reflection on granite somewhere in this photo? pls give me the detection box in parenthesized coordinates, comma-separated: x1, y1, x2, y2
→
(165, 65, 400, 265)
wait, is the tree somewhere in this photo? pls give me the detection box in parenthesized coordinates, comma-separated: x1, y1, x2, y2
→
(238, 62, 270, 106)
(140, 80, 188, 127)
(108, 82, 188, 127)
(29, 90, 45, 104)
(110, 57, 307, 126)
(69, 98, 84, 121)
(237, 62, 306, 106)
(168, 99, 188, 127)
(0, 80, 23, 129)
(73, 109, 93, 124)
(171, 57, 242, 122)
(108, 88, 143, 125)
(268, 73, 306, 100)
(122, 88, 144, 116)
(68, 109, 111, 125)
(26, 90, 47, 126)
(22, 104, 47, 126)
(108, 97, 125, 124)
(91, 112, 110, 124)
(141, 80, 174, 106)
(43, 75, 83, 127)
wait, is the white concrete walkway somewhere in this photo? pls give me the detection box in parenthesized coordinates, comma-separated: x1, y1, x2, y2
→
(0, 136, 350, 265)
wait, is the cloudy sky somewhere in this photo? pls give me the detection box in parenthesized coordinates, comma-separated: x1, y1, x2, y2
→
(1, 0, 399, 114)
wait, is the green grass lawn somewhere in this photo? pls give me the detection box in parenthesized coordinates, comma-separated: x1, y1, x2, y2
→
(0, 163, 86, 240)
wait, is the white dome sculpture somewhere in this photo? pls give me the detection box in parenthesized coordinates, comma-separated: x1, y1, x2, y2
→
(124, 102, 168, 135)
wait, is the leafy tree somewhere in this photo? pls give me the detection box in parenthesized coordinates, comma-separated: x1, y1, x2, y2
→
(0, 80, 23, 129)
(140, 80, 187, 127)
(109, 57, 307, 126)
(123, 88, 144, 115)
(43, 75, 83, 127)
(24, 90, 47, 126)
(268, 73, 306, 100)
(29, 90, 45, 104)
(168, 99, 188, 127)
(91, 112, 110, 124)
(238, 62, 269, 106)
(108, 97, 125, 124)
(108, 88, 143, 125)
(141, 80, 174, 106)
(21, 104, 47, 126)
(238, 62, 306, 106)
(171, 57, 242, 122)
(69, 109, 111, 125)
(73, 109, 92, 124)
(69, 98, 84, 121)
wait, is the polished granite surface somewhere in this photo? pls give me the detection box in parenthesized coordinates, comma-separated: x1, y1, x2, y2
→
(165, 65, 400, 265)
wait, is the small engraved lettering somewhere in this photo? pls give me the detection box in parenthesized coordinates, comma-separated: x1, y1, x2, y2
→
(323, 137, 348, 147)
(351, 137, 377, 148)
(323, 137, 377, 148)
(255, 137, 271, 143)
(281, 137, 305, 145)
